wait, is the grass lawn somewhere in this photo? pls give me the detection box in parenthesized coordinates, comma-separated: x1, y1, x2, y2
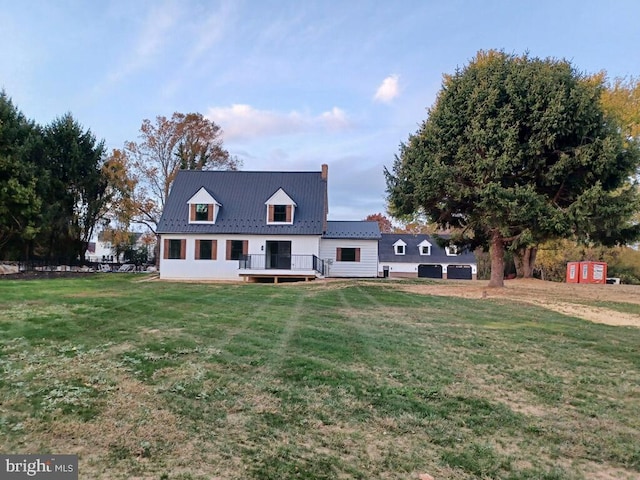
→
(0, 275, 639, 479)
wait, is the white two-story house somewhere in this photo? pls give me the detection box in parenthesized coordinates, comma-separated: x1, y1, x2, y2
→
(157, 165, 380, 281)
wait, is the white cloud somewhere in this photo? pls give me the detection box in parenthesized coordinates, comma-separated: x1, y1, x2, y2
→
(320, 107, 350, 130)
(374, 74, 400, 103)
(206, 104, 351, 141)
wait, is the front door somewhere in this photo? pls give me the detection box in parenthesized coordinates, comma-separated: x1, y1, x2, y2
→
(266, 241, 291, 269)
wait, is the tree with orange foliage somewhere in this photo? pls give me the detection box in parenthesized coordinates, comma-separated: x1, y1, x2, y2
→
(364, 213, 393, 233)
(123, 112, 240, 232)
(103, 113, 239, 263)
(104, 113, 240, 233)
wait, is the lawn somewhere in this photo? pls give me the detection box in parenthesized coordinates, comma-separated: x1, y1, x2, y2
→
(0, 275, 639, 479)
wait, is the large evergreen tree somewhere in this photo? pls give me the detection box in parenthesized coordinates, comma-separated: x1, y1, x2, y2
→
(385, 51, 640, 287)
(40, 113, 107, 262)
(0, 94, 112, 263)
(0, 92, 42, 259)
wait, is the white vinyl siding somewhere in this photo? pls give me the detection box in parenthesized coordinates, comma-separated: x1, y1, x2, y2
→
(320, 239, 378, 277)
(160, 234, 320, 280)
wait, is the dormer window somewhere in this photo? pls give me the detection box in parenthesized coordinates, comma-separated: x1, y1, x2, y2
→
(272, 205, 289, 222)
(393, 239, 407, 255)
(418, 239, 432, 256)
(194, 204, 211, 221)
(265, 188, 296, 225)
(445, 245, 460, 256)
(187, 187, 221, 224)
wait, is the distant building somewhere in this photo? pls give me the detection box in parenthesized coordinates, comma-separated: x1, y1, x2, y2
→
(378, 233, 477, 279)
(86, 231, 154, 264)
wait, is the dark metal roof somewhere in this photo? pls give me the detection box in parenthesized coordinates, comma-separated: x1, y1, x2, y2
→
(378, 233, 477, 264)
(323, 221, 381, 239)
(157, 170, 327, 234)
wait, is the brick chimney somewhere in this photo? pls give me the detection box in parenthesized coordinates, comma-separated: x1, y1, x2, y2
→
(321, 163, 328, 181)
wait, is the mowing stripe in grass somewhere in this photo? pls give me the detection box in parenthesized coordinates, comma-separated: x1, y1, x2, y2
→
(2, 277, 640, 479)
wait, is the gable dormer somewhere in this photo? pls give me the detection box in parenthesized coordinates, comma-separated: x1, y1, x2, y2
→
(445, 245, 460, 256)
(418, 239, 432, 255)
(265, 188, 296, 224)
(188, 187, 221, 224)
(393, 239, 407, 255)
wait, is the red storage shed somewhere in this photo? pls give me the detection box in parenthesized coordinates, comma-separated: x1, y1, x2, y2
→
(566, 261, 607, 284)
(566, 262, 580, 283)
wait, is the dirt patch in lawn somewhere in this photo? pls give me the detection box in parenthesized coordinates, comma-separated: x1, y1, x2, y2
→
(398, 279, 640, 327)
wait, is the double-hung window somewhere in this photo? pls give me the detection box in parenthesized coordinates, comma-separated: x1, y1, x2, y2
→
(336, 247, 360, 262)
(164, 239, 186, 259)
(273, 205, 287, 222)
(195, 204, 209, 221)
(226, 240, 248, 260)
(195, 240, 216, 260)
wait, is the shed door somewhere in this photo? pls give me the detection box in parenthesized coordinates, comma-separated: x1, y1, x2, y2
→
(447, 265, 472, 280)
(418, 264, 443, 279)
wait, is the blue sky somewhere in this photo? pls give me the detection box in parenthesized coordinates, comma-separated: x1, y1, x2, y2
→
(2, 0, 639, 221)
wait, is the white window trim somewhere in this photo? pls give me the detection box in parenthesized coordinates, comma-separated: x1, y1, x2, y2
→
(393, 239, 407, 256)
(265, 188, 297, 225)
(445, 245, 460, 256)
(266, 204, 295, 225)
(418, 240, 432, 256)
(187, 187, 221, 224)
(188, 202, 221, 224)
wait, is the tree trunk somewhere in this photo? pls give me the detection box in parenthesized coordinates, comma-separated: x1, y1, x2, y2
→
(520, 246, 538, 278)
(488, 230, 505, 288)
(154, 234, 160, 269)
(528, 246, 537, 277)
(514, 246, 538, 278)
(522, 247, 532, 278)
(513, 250, 524, 278)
